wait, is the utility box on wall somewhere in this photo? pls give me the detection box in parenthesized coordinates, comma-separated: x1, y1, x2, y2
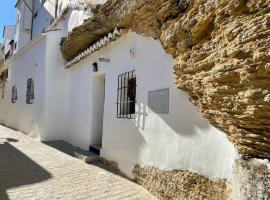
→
(148, 89, 169, 114)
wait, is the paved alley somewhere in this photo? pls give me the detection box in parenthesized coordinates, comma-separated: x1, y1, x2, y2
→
(0, 125, 156, 200)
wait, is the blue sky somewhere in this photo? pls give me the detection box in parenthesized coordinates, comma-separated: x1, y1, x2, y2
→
(0, 0, 16, 43)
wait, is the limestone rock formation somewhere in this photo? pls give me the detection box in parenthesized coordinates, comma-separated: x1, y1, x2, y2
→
(133, 164, 230, 200)
(172, 0, 270, 159)
(61, 0, 189, 60)
(61, 0, 270, 159)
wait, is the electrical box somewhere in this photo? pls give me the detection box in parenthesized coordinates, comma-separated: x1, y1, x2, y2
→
(148, 89, 169, 114)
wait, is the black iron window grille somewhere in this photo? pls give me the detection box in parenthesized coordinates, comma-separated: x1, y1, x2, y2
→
(11, 85, 17, 103)
(117, 70, 136, 119)
(26, 78, 34, 104)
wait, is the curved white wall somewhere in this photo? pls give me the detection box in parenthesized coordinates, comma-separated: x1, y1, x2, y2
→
(65, 31, 236, 180)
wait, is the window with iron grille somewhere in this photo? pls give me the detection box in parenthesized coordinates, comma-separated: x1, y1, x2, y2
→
(26, 78, 34, 104)
(117, 70, 136, 119)
(11, 85, 17, 103)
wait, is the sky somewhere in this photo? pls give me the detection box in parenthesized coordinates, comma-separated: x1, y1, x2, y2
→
(0, 0, 17, 44)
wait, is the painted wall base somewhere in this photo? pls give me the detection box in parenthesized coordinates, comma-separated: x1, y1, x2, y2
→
(232, 157, 270, 200)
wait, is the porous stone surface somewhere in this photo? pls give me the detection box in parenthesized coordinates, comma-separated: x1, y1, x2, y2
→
(172, 0, 270, 159)
(232, 158, 270, 200)
(61, 0, 190, 60)
(61, 0, 270, 159)
(133, 164, 231, 200)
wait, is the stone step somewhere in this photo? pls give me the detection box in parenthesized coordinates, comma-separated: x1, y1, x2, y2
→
(44, 140, 100, 162)
(73, 150, 99, 163)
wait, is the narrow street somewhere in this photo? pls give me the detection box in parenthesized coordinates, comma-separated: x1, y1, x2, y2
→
(0, 125, 156, 200)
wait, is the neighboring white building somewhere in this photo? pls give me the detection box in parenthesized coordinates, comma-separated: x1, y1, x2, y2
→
(2, 25, 16, 57)
(0, 0, 236, 181)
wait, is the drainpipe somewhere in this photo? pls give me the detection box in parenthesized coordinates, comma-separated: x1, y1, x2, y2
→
(55, 0, 59, 19)
(30, 0, 34, 41)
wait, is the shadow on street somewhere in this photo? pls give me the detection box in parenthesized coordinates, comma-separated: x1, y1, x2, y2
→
(0, 138, 51, 200)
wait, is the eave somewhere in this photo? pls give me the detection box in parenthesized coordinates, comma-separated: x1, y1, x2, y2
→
(65, 28, 126, 69)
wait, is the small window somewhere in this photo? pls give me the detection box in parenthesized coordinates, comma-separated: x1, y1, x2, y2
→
(11, 85, 17, 103)
(26, 78, 34, 104)
(1, 86, 4, 99)
(117, 70, 136, 119)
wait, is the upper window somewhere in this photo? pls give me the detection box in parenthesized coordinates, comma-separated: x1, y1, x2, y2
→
(11, 85, 17, 103)
(117, 70, 136, 119)
(26, 78, 34, 104)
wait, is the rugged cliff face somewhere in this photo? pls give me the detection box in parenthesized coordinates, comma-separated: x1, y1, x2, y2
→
(61, 0, 270, 159)
(171, 0, 270, 159)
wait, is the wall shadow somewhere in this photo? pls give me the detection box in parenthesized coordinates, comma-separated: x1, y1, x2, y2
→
(43, 140, 129, 180)
(0, 139, 51, 200)
(135, 90, 211, 137)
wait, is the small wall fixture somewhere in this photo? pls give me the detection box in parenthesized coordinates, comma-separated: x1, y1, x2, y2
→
(98, 58, 110, 63)
(92, 62, 98, 72)
(130, 48, 136, 58)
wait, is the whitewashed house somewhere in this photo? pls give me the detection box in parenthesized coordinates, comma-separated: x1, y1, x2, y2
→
(0, 0, 236, 181)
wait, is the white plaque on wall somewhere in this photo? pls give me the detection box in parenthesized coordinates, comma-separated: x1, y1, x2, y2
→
(148, 89, 169, 114)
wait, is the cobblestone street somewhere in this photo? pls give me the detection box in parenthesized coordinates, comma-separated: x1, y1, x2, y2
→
(0, 125, 156, 200)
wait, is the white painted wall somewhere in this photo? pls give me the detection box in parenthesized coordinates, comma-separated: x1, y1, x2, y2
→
(4, 36, 47, 138)
(64, 32, 236, 180)
(68, 0, 110, 33)
(40, 28, 70, 141)
(2, 11, 70, 141)
(68, 9, 92, 33)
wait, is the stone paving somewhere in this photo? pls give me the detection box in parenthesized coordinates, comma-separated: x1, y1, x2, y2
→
(0, 125, 156, 200)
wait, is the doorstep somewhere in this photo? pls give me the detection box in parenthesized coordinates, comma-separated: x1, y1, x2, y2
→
(74, 149, 100, 163)
(44, 140, 100, 163)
